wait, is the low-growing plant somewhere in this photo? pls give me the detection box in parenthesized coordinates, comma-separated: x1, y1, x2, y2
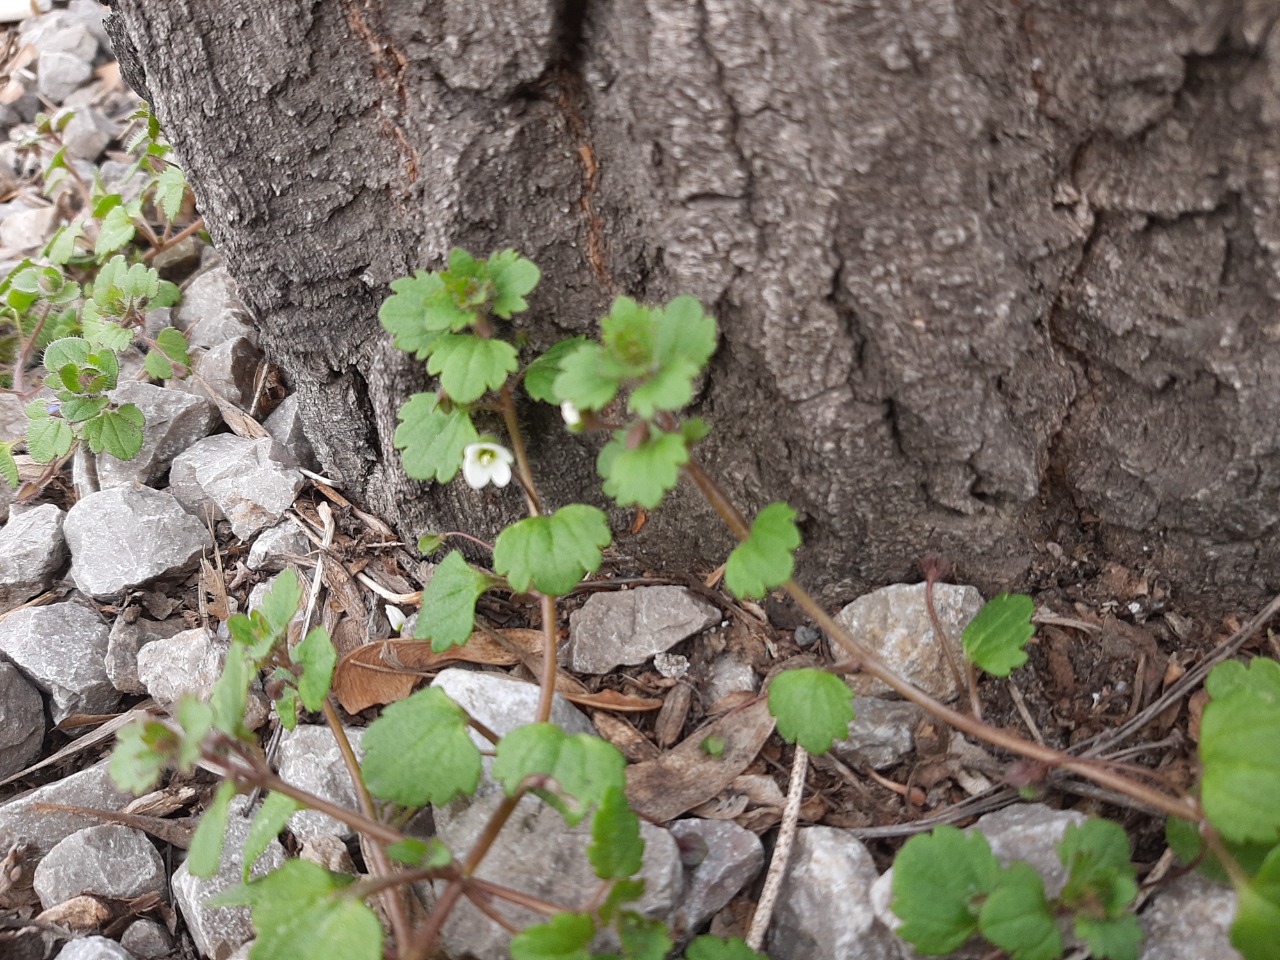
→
(98, 249, 1280, 960)
(0, 105, 201, 495)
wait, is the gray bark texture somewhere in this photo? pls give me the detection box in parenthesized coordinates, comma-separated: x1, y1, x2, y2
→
(104, 1, 1280, 611)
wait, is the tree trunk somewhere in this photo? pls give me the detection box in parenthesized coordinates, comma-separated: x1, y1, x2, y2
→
(104, 1, 1280, 611)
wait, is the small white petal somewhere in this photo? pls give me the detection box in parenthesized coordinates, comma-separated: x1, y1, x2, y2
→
(560, 401, 581, 426)
(385, 606, 407, 633)
(461, 442, 515, 490)
(462, 456, 488, 489)
(490, 459, 512, 487)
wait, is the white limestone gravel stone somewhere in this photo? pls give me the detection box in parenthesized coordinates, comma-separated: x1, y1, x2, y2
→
(172, 810, 284, 960)
(60, 106, 114, 161)
(135, 627, 268, 728)
(835, 582, 985, 698)
(54, 936, 137, 960)
(63, 484, 212, 598)
(669, 818, 764, 934)
(1138, 872, 1240, 960)
(703, 652, 758, 706)
(262, 393, 318, 470)
(93, 381, 221, 487)
(0, 204, 58, 252)
(0, 659, 46, 779)
(0, 759, 133, 857)
(0, 502, 66, 609)
(173, 265, 255, 347)
(276, 723, 364, 842)
(119, 918, 172, 959)
(247, 520, 312, 571)
(37, 50, 94, 102)
(431, 667, 596, 743)
(831, 696, 924, 770)
(565, 585, 721, 674)
(0, 600, 116, 723)
(33, 824, 166, 909)
(767, 826, 898, 960)
(168, 433, 304, 540)
(104, 615, 187, 694)
(185, 336, 261, 409)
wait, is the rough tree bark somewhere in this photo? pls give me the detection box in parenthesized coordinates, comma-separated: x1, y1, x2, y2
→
(104, 1, 1280, 611)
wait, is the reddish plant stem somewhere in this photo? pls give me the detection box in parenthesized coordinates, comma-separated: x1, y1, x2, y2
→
(142, 216, 205, 262)
(680, 459, 1200, 824)
(922, 571, 981, 718)
(536, 592, 558, 724)
(498, 383, 542, 517)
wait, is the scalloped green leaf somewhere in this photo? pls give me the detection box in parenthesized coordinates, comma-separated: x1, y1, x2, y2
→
(487, 249, 540, 318)
(510, 912, 594, 960)
(978, 862, 1062, 960)
(413, 550, 495, 651)
(243, 791, 302, 881)
(26, 414, 74, 463)
(588, 785, 645, 880)
(426, 333, 518, 403)
(768, 668, 855, 754)
(361, 687, 481, 807)
(724, 502, 800, 600)
(962, 593, 1035, 677)
(524, 336, 588, 404)
(83, 404, 145, 460)
(598, 428, 688, 510)
(293, 626, 337, 711)
(1200, 658, 1280, 844)
(493, 504, 612, 596)
(393, 392, 479, 484)
(892, 826, 1002, 953)
(493, 723, 626, 826)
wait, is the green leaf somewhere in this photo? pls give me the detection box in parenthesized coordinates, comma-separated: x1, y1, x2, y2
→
(243, 791, 302, 881)
(1075, 914, 1142, 960)
(487, 249, 540, 318)
(380, 272, 443, 358)
(616, 912, 672, 960)
(155, 325, 191, 366)
(493, 504, 612, 596)
(95, 205, 136, 256)
(1058, 819, 1138, 917)
(589, 785, 645, 879)
(524, 336, 587, 404)
(0, 443, 18, 489)
(1165, 817, 1276, 885)
(768, 668, 855, 754)
(1200, 658, 1280, 844)
(46, 220, 83, 264)
(144, 348, 176, 380)
(510, 912, 595, 960)
(385, 837, 452, 868)
(684, 937, 768, 960)
(60, 396, 109, 423)
(626, 295, 716, 418)
(417, 533, 446, 554)
(600, 297, 657, 377)
(394, 392, 479, 484)
(26, 414, 74, 463)
(188, 780, 236, 878)
(724, 502, 801, 600)
(426, 333, 518, 403)
(293, 626, 337, 711)
(153, 164, 187, 221)
(553, 341, 623, 411)
(258, 568, 303, 636)
(892, 826, 1002, 953)
(175, 697, 214, 772)
(1233, 845, 1280, 960)
(962, 593, 1035, 677)
(598, 428, 688, 510)
(209, 643, 252, 736)
(493, 723, 626, 826)
(42, 336, 92, 374)
(211, 860, 382, 960)
(361, 687, 481, 807)
(413, 551, 494, 651)
(978, 863, 1062, 960)
(83, 404, 145, 460)
(81, 313, 134, 352)
(109, 719, 176, 794)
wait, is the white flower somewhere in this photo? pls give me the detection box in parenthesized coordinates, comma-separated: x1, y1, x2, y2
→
(462, 442, 514, 490)
(560, 400, 582, 427)
(385, 606, 408, 635)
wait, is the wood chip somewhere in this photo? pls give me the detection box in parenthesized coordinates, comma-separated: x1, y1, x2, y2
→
(653, 682, 693, 748)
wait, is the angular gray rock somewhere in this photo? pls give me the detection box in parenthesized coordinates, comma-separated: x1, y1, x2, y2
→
(1139, 873, 1240, 960)
(276, 723, 364, 843)
(187, 336, 261, 410)
(33, 824, 166, 909)
(94, 381, 221, 487)
(174, 265, 256, 348)
(119, 918, 172, 959)
(105, 615, 187, 694)
(767, 826, 898, 960)
(247, 520, 312, 572)
(263, 394, 318, 470)
(63, 485, 212, 599)
(565, 586, 721, 674)
(0, 659, 46, 779)
(0, 601, 117, 723)
(135, 627, 268, 728)
(0, 760, 134, 857)
(172, 809, 285, 960)
(703, 652, 758, 707)
(832, 697, 924, 770)
(60, 107, 114, 161)
(168, 434, 304, 539)
(429, 669, 682, 959)
(55, 937, 137, 960)
(669, 818, 764, 935)
(0, 503, 66, 609)
(835, 582, 985, 699)
(37, 50, 94, 102)
(0, 205, 58, 252)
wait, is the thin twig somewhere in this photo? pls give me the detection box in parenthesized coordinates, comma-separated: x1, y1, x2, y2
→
(1006, 680, 1044, 746)
(747, 745, 808, 951)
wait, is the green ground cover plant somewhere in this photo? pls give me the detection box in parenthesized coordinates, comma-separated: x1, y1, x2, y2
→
(35, 244, 1280, 959)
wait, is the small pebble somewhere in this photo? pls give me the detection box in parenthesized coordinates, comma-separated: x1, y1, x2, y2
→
(795, 625, 821, 647)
